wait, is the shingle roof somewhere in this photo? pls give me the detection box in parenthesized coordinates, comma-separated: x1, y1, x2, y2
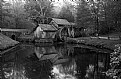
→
(39, 24, 57, 31)
(52, 18, 70, 25)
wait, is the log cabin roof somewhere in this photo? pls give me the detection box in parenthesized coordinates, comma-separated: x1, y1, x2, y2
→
(38, 24, 57, 31)
(52, 18, 70, 25)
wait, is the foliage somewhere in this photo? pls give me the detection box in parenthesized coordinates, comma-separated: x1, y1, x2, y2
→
(9, 0, 28, 28)
(76, 0, 96, 36)
(0, 0, 54, 29)
(105, 0, 121, 32)
(24, 0, 54, 24)
(58, 6, 74, 22)
(106, 44, 121, 79)
(1, 0, 121, 33)
(0, 0, 29, 28)
(77, 0, 92, 26)
(53, 1, 76, 22)
(2, 0, 47, 29)
(76, 0, 121, 35)
(0, 0, 9, 27)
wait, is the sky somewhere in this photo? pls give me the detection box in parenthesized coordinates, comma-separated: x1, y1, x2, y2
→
(52, 0, 77, 14)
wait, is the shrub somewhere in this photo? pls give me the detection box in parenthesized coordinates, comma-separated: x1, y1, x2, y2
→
(106, 44, 121, 79)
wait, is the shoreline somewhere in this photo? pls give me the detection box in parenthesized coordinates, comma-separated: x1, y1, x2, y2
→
(0, 43, 20, 55)
(66, 37, 121, 51)
(1, 35, 120, 55)
(0, 33, 19, 55)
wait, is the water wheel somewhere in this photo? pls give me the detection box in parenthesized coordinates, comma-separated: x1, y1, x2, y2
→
(59, 27, 68, 41)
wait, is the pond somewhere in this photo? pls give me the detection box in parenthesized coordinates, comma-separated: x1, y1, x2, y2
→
(0, 43, 112, 79)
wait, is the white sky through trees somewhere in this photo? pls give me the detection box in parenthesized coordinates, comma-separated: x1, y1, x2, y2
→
(52, 0, 77, 15)
(3, 0, 77, 15)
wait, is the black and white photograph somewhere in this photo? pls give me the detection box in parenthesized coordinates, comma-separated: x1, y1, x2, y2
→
(0, 0, 121, 79)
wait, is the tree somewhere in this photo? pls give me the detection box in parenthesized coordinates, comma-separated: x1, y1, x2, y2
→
(24, 0, 54, 24)
(0, 0, 14, 28)
(76, 0, 96, 36)
(105, 0, 121, 32)
(76, 0, 121, 35)
(1, 0, 36, 29)
(54, 0, 77, 22)
(76, 0, 115, 35)
(0, 0, 3, 26)
(12, 0, 25, 28)
(77, 0, 93, 27)
(58, 6, 74, 22)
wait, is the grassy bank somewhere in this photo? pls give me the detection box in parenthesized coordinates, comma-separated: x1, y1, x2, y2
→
(67, 36, 121, 51)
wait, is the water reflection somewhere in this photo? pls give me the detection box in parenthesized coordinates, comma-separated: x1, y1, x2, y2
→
(1, 44, 110, 79)
(4, 63, 27, 79)
(51, 58, 77, 79)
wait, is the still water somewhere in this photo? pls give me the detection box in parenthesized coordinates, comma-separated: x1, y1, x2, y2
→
(0, 43, 111, 79)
